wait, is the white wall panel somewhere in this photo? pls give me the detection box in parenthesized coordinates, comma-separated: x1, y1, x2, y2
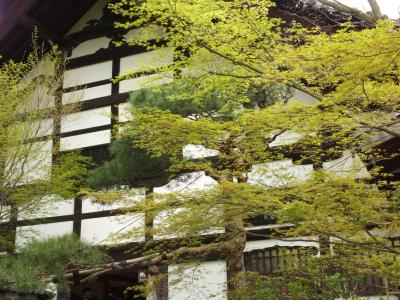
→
(289, 89, 318, 105)
(60, 130, 111, 151)
(82, 190, 145, 213)
(120, 48, 174, 74)
(63, 61, 112, 88)
(70, 37, 111, 59)
(153, 173, 220, 240)
(80, 214, 145, 245)
(154, 171, 218, 194)
(61, 106, 111, 133)
(82, 198, 125, 214)
(31, 118, 54, 137)
(124, 25, 166, 42)
(183, 144, 220, 159)
(10, 118, 53, 141)
(16, 221, 73, 248)
(5, 140, 53, 185)
(153, 208, 224, 240)
(268, 131, 303, 147)
(62, 84, 112, 104)
(18, 197, 74, 220)
(248, 159, 313, 188)
(20, 58, 56, 110)
(119, 71, 173, 94)
(323, 151, 369, 179)
(0, 206, 10, 223)
(169, 261, 228, 300)
(25, 87, 56, 110)
(153, 208, 185, 240)
(118, 102, 133, 122)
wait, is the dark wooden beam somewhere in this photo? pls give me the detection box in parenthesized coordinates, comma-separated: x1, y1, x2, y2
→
(60, 124, 113, 138)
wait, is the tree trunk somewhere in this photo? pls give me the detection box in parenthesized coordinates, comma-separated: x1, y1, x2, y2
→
(225, 217, 247, 297)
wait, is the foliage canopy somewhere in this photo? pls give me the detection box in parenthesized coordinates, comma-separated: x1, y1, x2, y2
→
(87, 0, 400, 297)
(0, 39, 90, 251)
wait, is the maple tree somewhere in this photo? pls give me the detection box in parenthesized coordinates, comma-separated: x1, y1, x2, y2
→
(86, 0, 400, 298)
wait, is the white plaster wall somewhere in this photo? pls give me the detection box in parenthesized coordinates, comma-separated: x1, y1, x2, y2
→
(22, 57, 55, 83)
(153, 208, 186, 240)
(120, 48, 174, 74)
(269, 131, 304, 148)
(60, 130, 111, 151)
(21, 57, 56, 110)
(154, 171, 218, 194)
(119, 71, 173, 93)
(82, 198, 125, 214)
(82, 190, 145, 213)
(63, 61, 112, 88)
(15, 221, 73, 248)
(289, 89, 318, 105)
(118, 102, 133, 122)
(183, 144, 220, 159)
(0, 206, 10, 223)
(24, 86, 56, 110)
(124, 25, 166, 42)
(168, 260, 228, 300)
(153, 207, 224, 240)
(153, 172, 220, 239)
(119, 48, 174, 93)
(18, 197, 74, 220)
(248, 159, 314, 188)
(5, 140, 53, 185)
(80, 214, 145, 245)
(31, 118, 54, 138)
(61, 106, 111, 133)
(62, 84, 112, 104)
(10, 118, 53, 141)
(69, 37, 111, 59)
(323, 151, 369, 179)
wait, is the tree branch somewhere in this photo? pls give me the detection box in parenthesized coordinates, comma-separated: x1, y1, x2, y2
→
(196, 30, 400, 140)
(316, 0, 376, 24)
(64, 233, 245, 283)
(286, 81, 400, 139)
(367, 0, 383, 21)
(196, 41, 264, 75)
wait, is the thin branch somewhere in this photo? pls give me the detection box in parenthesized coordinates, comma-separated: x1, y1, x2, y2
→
(209, 71, 261, 79)
(196, 41, 264, 76)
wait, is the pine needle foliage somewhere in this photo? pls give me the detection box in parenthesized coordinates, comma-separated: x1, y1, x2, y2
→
(0, 235, 110, 293)
(87, 138, 169, 189)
